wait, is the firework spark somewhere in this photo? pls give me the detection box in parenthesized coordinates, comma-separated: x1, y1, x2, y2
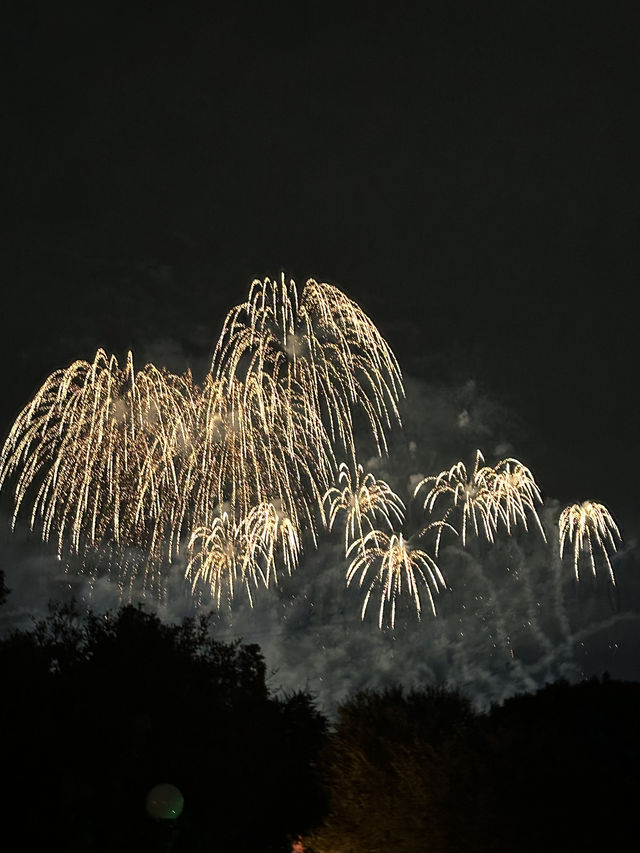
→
(212, 275, 404, 461)
(346, 530, 446, 629)
(324, 462, 405, 554)
(413, 450, 502, 553)
(0, 349, 196, 590)
(413, 450, 546, 554)
(559, 501, 622, 584)
(186, 512, 264, 607)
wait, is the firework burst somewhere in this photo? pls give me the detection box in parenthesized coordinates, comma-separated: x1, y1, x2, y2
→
(491, 457, 546, 541)
(0, 349, 196, 588)
(559, 500, 621, 584)
(244, 501, 302, 586)
(346, 530, 446, 629)
(180, 371, 333, 545)
(413, 450, 547, 554)
(413, 450, 502, 553)
(212, 275, 404, 461)
(324, 462, 405, 554)
(2, 274, 623, 631)
(186, 512, 265, 607)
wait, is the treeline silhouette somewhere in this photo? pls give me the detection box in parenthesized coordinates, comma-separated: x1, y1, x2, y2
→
(306, 674, 640, 852)
(1, 569, 638, 851)
(0, 578, 327, 852)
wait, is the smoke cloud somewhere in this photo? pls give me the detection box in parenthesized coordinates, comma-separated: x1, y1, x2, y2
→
(1, 373, 638, 720)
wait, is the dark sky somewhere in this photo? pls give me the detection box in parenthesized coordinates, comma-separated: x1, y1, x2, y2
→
(1, 2, 638, 714)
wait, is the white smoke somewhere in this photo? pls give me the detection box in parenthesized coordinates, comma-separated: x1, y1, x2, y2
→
(1, 374, 638, 721)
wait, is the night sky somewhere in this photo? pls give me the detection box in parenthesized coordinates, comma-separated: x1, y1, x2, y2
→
(2, 2, 639, 717)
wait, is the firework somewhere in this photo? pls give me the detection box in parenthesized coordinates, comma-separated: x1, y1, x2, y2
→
(491, 458, 546, 541)
(413, 450, 502, 553)
(346, 530, 445, 629)
(0, 275, 407, 613)
(181, 371, 334, 547)
(212, 275, 404, 461)
(186, 512, 264, 607)
(186, 501, 303, 608)
(324, 462, 405, 554)
(244, 501, 302, 585)
(414, 450, 546, 554)
(8, 274, 620, 637)
(559, 501, 621, 584)
(0, 349, 196, 587)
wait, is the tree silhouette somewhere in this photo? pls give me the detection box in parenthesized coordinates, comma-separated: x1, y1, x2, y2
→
(0, 600, 328, 851)
(0, 569, 9, 606)
(306, 684, 481, 853)
(482, 675, 640, 851)
(306, 677, 640, 852)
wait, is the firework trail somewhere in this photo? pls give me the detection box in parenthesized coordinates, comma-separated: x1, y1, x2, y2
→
(413, 450, 546, 555)
(324, 462, 405, 555)
(212, 275, 404, 461)
(0, 276, 625, 632)
(346, 529, 446, 629)
(559, 501, 622, 584)
(0, 350, 196, 591)
(0, 276, 410, 615)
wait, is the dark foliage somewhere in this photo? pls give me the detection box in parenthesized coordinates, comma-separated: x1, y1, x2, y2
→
(3, 595, 638, 851)
(307, 676, 640, 852)
(0, 569, 9, 606)
(481, 674, 640, 851)
(306, 684, 481, 853)
(0, 600, 328, 851)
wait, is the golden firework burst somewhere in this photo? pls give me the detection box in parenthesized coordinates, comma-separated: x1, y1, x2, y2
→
(414, 450, 546, 554)
(212, 275, 404, 461)
(413, 450, 502, 553)
(559, 500, 621, 584)
(0, 349, 196, 588)
(244, 501, 302, 586)
(181, 371, 334, 547)
(491, 457, 546, 541)
(346, 530, 445, 629)
(324, 462, 405, 554)
(186, 512, 264, 607)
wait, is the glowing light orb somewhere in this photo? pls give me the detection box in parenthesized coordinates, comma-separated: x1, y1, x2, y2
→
(146, 783, 184, 820)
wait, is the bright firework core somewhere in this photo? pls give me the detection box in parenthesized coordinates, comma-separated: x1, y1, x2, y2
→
(0, 275, 622, 629)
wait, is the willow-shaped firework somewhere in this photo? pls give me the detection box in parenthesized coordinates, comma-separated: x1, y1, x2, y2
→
(559, 500, 621, 584)
(212, 275, 404, 461)
(491, 457, 546, 541)
(414, 450, 547, 554)
(244, 501, 302, 585)
(186, 512, 264, 607)
(0, 276, 410, 614)
(346, 530, 446, 629)
(0, 349, 196, 582)
(323, 462, 405, 554)
(413, 450, 502, 553)
(180, 371, 334, 549)
(187, 502, 302, 606)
